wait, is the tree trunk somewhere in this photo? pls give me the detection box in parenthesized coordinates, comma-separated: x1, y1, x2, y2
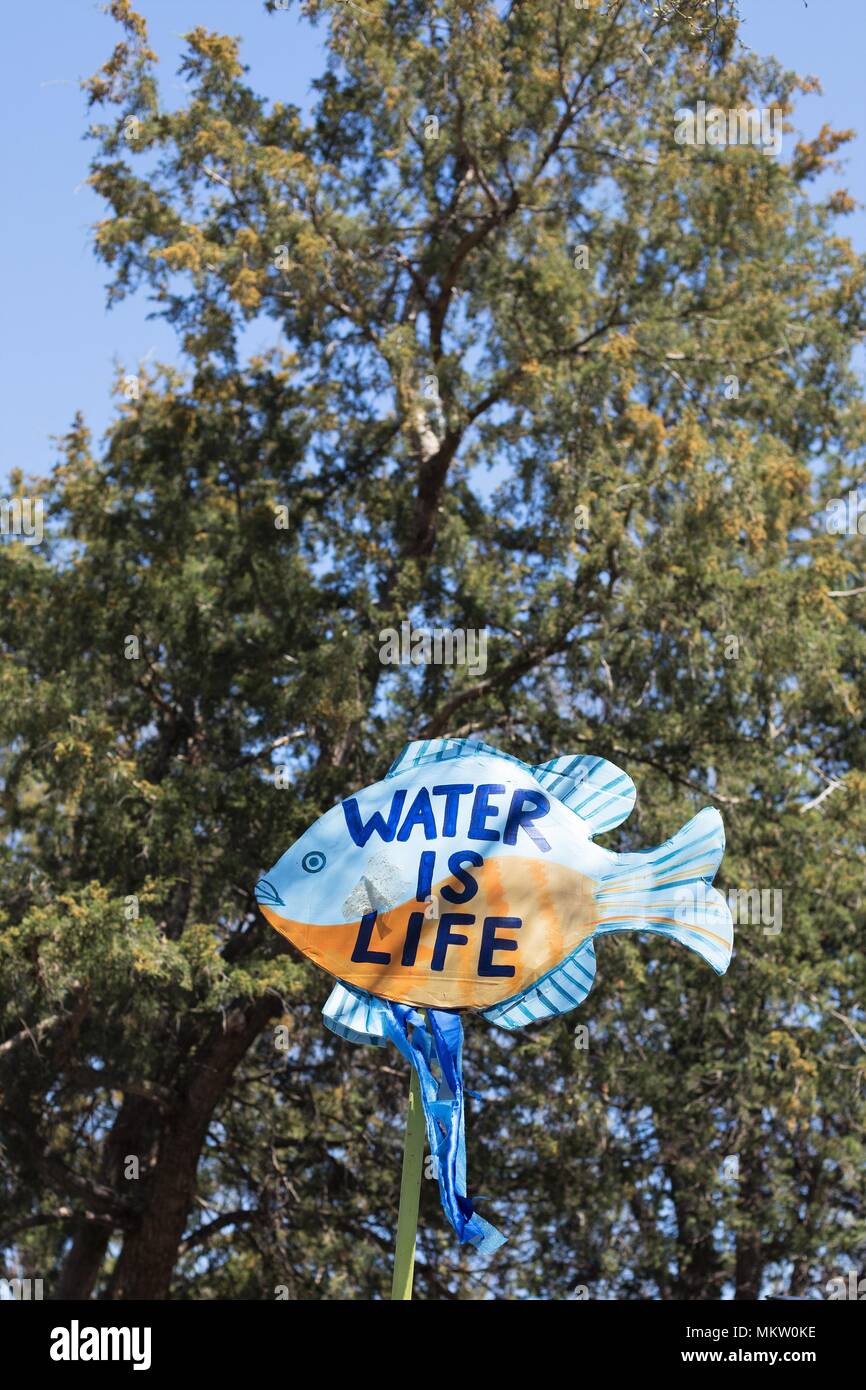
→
(54, 1092, 161, 1299)
(108, 995, 280, 1300)
(55, 1223, 113, 1301)
(734, 1154, 764, 1300)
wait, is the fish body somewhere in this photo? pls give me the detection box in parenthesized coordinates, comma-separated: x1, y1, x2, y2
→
(256, 738, 734, 1028)
(256, 737, 734, 1254)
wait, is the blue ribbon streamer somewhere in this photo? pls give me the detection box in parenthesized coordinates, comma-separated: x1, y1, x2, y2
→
(380, 1003, 505, 1255)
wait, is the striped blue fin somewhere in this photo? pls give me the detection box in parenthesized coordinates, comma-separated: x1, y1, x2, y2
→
(386, 737, 533, 779)
(322, 981, 389, 1046)
(386, 743, 636, 837)
(482, 939, 597, 1030)
(592, 807, 734, 975)
(532, 755, 636, 835)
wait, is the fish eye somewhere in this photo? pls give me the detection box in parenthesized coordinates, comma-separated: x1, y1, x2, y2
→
(301, 850, 326, 874)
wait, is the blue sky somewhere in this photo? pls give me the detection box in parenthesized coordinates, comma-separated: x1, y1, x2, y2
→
(2, 0, 864, 488)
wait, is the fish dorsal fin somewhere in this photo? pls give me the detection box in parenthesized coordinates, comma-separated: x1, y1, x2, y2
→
(386, 743, 635, 834)
(385, 737, 532, 779)
(532, 755, 636, 835)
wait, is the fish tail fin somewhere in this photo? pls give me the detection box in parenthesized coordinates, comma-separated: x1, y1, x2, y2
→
(592, 807, 734, 975)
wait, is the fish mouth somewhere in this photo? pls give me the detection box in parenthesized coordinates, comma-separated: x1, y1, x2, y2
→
(254, 878, 284, 907)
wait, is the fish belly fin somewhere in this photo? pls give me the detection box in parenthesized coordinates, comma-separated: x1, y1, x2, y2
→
(592, 807, 734, 975)
(386, 736, 532, 779)
(322, 981, 389, 1046)
(482, 940, 597, 1031)
(531, 755, 636, 835)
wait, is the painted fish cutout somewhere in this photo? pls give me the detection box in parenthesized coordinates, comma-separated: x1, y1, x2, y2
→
(255, 738, 734, 1253)
(256, 738, 733, 1020)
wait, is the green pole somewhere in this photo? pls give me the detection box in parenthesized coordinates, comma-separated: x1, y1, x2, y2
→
(391, 1065, 425, 1300)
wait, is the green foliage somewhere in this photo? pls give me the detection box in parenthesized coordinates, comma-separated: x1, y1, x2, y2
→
(1, 0, 864, 1299)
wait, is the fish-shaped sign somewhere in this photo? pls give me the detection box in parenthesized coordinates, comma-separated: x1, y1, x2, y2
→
(256, 738, 734, 1252)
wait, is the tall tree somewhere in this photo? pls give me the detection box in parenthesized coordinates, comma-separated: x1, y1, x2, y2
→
(1, 0, 864, 1299)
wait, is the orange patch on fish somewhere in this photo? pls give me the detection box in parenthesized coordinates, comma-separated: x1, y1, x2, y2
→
(261, 856, 596, 1010)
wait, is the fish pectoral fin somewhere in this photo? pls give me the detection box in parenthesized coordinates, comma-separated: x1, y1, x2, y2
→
(532, 755, 636, 835)
(322, 981, 389, 1046)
